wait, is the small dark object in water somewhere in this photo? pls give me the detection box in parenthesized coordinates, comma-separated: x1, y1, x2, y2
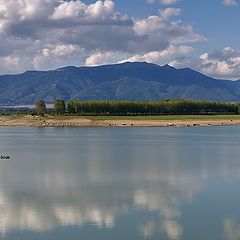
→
(0, 155, 10, 160)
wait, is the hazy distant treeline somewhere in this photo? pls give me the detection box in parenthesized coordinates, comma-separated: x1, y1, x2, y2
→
(61, 99, 239, 115)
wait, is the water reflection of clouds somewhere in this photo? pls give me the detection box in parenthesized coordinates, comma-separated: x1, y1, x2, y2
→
(134, 188, 183, 240)
(0, 189, 116, 235)
(0, 161, 198, 239)
(54, 206, 115, 228)
(139, 220, 183, 240)
(224, 219, 240, 240)
(0, 127, 240, 239)
(0, 154, 205, 239)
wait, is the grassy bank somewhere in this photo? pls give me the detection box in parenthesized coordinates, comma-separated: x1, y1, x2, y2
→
(76, 114, 240, 121)
(3, 114, 240, 121)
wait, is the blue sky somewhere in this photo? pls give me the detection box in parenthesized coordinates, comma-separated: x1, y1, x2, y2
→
(85, 0, 240, 50)
(119, 0, 240, 55)
(0, 0, 239, 79)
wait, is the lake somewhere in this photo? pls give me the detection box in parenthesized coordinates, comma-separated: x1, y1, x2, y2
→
(0, 126, 240, 240)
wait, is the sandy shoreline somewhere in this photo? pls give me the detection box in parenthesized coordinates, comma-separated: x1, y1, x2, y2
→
(1, 115, 240, 128)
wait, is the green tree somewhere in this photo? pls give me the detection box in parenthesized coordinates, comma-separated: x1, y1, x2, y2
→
(35, 100, 46, 116)
(54, 99, 66, 115)
(66, 99, 239, 116)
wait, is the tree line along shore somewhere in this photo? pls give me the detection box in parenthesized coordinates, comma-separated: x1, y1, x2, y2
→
(36, 99, 239, 116)
(1, 99, 240, 116)
(1, 99, 240, 127)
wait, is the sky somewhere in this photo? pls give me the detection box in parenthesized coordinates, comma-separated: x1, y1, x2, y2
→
(0, 0, 240, 79)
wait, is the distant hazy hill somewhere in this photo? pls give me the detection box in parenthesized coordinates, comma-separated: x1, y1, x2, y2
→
(0, 62, 240, 105)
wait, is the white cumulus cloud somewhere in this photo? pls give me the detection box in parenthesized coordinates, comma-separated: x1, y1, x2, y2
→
(222, 0, 237, 6)
(169, 47, 240, 79)
(50, 0, 118, 22)
(118, 45, 192, 64)
(0, 0, 204, 74)
(146, 0, 181, 5)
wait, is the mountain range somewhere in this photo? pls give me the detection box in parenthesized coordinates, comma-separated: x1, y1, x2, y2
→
(0, 62, 240, 105)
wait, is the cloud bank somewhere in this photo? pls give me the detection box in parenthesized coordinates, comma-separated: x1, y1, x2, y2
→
(0, 0, 203, 74)
(170, 47, 240, 79)
(0, 0, 238, 79)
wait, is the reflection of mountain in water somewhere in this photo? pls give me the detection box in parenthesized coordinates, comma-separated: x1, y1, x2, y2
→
(0, 127, 240, 239)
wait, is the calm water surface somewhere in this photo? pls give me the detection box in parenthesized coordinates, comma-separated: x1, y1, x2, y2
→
(0, 126, 240, 240)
